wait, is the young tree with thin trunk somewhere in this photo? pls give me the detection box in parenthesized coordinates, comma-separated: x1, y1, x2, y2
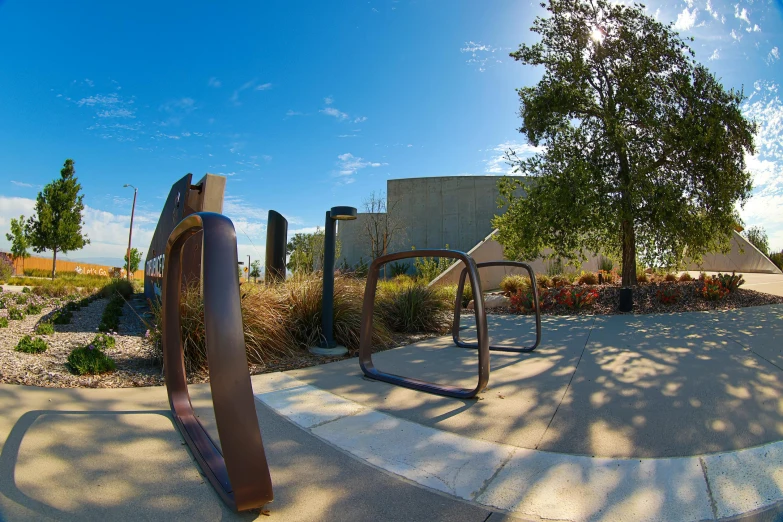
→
(5, 215, 30, 274)
(744, 226, 769, 256)
(493, 0, 756, 287)
(362, 191, 405, 277)
(124, 247, 143, 274)
(27, 159, 90, 279)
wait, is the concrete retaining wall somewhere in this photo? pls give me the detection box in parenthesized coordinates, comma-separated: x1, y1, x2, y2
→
(686, 230, 782, 274)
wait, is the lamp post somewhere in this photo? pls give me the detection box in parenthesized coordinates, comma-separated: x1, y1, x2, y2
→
(310, 206, 357, 356)
(123, 184, 137, 281)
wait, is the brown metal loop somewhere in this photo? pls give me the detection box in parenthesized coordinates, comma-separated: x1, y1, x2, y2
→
(359, 249, 489, 399)
(452, 261, 541, 353)
(163, 211, 273, 511)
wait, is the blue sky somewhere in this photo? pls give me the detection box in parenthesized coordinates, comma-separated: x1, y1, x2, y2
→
(1, 0, 781, 267)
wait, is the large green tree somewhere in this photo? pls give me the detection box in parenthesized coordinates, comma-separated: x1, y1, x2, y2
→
(5, 215, 30, 273)
(744, 226, 769, 256)
(286, 228, 341, 275)
(27, 159, 90, 279)
(493, 0, 756, 286)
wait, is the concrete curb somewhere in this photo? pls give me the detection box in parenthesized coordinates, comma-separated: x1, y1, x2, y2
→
(253, 373, 783, 522)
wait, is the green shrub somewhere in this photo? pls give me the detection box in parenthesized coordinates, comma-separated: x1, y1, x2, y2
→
(52, 309, 73, 325)
(413, 246, 455, 283)
(378, 281, 450, 333)
(91, 333, 116, 349)
(8, 307, 24, 320)
(551, 274, 570, 287)
(499, 275, 530, 295)
(702, 277, 729, 301)
(678, 272, 693, 282)
(98, 295, 125, 333)
(770, 251, 783, 271)
(546, 257, 565, 277)
(67, 345, 116, 375)
(21, 286, 31, 294)
(100, 279, 134, 299)
(0, 298, 5, 309)
(510, 287, 553, 313)
(717, 272, 744, 293)
(577, 271, 598, 285)
(535, 274, 552, 289)
(26, 303, 43, 315)
(0, 256, 13, 282)
(0, 317, 8, 328)
(598, 255, 614, 272)
(15, 294, 28, 305)
(389, 261, 410, 278)
(35, 322, 55, 335)
(15, 335, 48, 354)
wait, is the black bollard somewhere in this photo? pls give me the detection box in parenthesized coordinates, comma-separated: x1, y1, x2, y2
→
(265, 210, 288, 283)
(618, 287, 633, 312)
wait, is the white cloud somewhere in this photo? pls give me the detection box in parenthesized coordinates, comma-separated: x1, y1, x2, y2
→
(734, 4, 751, 24)
(460, 40, 502, 72)
(324, 96, 334, 105)
(335, 153, 386, 177)
(223, 195, 267, 221)
(256, 83, 272, 91)
(768, 47, 780, 65)
(321, 107, 349, 120)
(208, 77, 221, 88)
(0, 196, 154, 262)
(230, 80, 271, 105)
(709, 48, 720, 61)
(673, 7, 699, 31)
(705, 0, 722, 21)
(285, 109, 304, 117)
(353, 116, 368, 123)
(10, 181, 34, 188)
(97, 108, 136, 118)
(730, 29, 742, 41)
(484, 141, 545, 174)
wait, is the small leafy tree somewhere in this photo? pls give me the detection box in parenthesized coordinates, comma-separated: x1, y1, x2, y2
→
(27, 159, 90, 279)
(124, 247, 143, 274)
(493, 0, 756, 287)
(250, 260, 262, 282)
(5, 215, 30, 273)
(744, 226, 769, 256)
(286, 228, 341, 274)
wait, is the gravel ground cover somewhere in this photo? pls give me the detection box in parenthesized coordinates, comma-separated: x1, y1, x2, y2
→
(2, 280, 781, 389)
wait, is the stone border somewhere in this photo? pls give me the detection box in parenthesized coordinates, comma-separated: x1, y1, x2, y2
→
(253, 373, 783, 522)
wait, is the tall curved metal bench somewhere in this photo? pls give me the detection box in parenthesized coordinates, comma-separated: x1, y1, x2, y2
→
(162, 212, 273, 511)
(452, 261, 542, 353)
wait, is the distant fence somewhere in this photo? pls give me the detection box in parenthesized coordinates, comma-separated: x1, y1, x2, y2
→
(3, 252, 144, 279)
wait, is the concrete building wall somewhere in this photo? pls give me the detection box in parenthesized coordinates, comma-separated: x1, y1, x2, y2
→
(685, 230, 782, 274)
(338, 176, 526, 268)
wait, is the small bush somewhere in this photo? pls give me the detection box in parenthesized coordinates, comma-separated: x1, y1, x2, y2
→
(98, 295, 125, 333)
(770, 251, 783, 271)
(698, 272, 708, 282)
(598, 255, 614, 272)
(546, 257, 565, 277)
(510, 287, 553, 313)
(551, 274, 570, 287)
(717, 272, 744, 293)
(52, 309, 73, 324)
(26, 303, 43, 315)
(702, 277, 729, 301)
(0, 298, 5, 309)
(67, 345, 116, 375)
(577, 271, 598, 285)
(664, 273, 678, 282)
(36, 322, 55, 335)
(100, 278, 134, 299)
(389, 261, 410, 278)
(555, 287, 599, 309)
(499, 275, 530, 295)
(637, 272, 649, 284)
(535, 274, 552, 289)
(8, 307, 24, 320)
(378, 282, 450, 333)
(679, 272, 693, 282)
(21, 286, 31, 293)
(15, 335, 48, 354)
(0, 256, 13, 282)
(413, 247, 455, 283)
(656, 285, 681, 305)
(91, 333, 117, 349)
(15, 294, 28, 305)
(0, 317, 8, 328)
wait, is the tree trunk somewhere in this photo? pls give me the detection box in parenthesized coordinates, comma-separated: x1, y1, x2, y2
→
(621, 218, 636, 287)
(51, 248, 57, 280)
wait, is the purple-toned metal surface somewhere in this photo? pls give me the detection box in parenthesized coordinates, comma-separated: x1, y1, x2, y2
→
(162, 212, 273, 511)
(452, 261, 542, 353)
(359, 250, 489, 399)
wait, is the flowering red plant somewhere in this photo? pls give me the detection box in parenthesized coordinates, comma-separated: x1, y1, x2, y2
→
(656, 285, 681, 305)
(555, 287, 598, 309)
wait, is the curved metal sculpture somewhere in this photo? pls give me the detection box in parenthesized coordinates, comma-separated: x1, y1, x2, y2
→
(162, 212, 273, 511)
(452, 261, 542, 353)
(359, 250, 489, 399)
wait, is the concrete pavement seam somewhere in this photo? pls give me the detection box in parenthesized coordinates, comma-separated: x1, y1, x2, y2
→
(700, 456, 719, 520)
(470, 447, 519, 502)
(533, 315, 595, 450)
(721, 330, 783, 373)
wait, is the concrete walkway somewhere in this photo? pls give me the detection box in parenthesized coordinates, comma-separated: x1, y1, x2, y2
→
(1, 305, 782, 521)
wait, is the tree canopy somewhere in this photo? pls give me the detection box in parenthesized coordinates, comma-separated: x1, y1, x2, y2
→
(5, 215, 30, 271)
(286, 228, 341, 274)
(493, 0, 756, 286)
(27, 159, 90, 278)
(124, 247, 143, 274)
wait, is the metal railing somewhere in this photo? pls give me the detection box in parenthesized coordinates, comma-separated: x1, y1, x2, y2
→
(162, 212, 273, 511)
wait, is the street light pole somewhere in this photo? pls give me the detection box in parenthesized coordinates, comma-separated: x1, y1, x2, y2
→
(310, 206, 357, 356)
(123, 184, 137, 281)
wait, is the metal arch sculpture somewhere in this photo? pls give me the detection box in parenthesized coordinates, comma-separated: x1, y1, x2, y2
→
(452, 261, 542, 353)
(359, 250, 490, 399)
(162, 212, 273, 511)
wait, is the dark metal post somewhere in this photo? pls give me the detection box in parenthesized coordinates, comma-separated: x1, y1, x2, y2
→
(321, 210, 337, 347)
(265, 210, 288, 283)
(124, 184, 137, 281)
